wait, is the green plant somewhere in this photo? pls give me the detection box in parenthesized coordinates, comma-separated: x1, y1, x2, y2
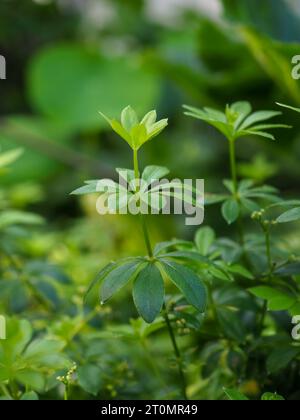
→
(71, 106, 207, 399)
(184, 102, 289, 228)
(0, 318, 71, 400)
(223, 388, 285, 401)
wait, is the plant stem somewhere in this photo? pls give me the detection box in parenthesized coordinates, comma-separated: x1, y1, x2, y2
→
(64, 384, 69, 401)
(258, 223, 273, 334)
(133, 149, 140, 182)
(163, 304, 188, 400)
(133, 149, 187, 398)
(228, 138, 246, 246)
(133, 150, 153, 257)
(265, 226, 272, 272)
(229, 138, 238, 195)
(140, 214, 153, 258)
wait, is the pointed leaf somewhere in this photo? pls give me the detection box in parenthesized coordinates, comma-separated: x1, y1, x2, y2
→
(0, 148, 23, 169)
(239, 130, 275, 141)
(142, 166, 170, 184)
(224, 388, 249, 401)
(276, 103, 300, 113)
(240, 111, 281, 130)
(121, 106, 138, 132)
(133, 263, 164, 323)
(100, 259, 144, 303)
(160, 260, 206, 312)
(277, 207, 300, 223)
(222, 199, 240, 224)
(195, 226, 215, 256)
(141, 110, 157, 128)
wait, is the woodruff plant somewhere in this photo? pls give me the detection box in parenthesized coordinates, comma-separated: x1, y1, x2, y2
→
(72, 106, 207, 399)
(181, 101, 300, 396)
(184, 102, 290, 229)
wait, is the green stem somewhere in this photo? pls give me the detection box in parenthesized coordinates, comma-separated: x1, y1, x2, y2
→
(64, 384, 69, 401)
(133, 149, 186, 398)
(133, 150, 153, 258)
(229, 138, 238, 195)
(163, 304, 188, 400)
(228, 138, 246, 246)
(265, 227, 272, 272)
(258, 224, 273, 334)
(140, 215, 153, 258)
(133, 149, 139, 182)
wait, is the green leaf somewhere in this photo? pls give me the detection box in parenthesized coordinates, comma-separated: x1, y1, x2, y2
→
(240, 130, 275, 141)
(276, 103, 300, 113)
(267, 296, 296, 311)
(275, 263, 300, 276)
(160, 260, 206, 313)
(153, 240, 191, 256)
(121, 106, 138, 131)
(142, 166, 170, 184)
(205, 193, 229, 205)
(195, 226, 216, 256)
(159, 251, 210, 264)
(240, 197, 261, 212)
(20, 392, 39, 401)
(261, 393, 284, 401)
(100, 259, 144, 303)
(132, 263, 164, 323)
(222, 199, 240, 224)
(84, 261, 118, 301)
(184, 102, 286, 142)
(223, 388, 249, 401)
(141, 110, 157, 128)
(0, 148, 23, 169)
(147, 119, 168, 140)
(240, 111, 282, 130)
(101, 107, 168, 151)
(227, 264, 254, 280)
(77, 365, 103, 396)
(249, 286, 296, 311)
(223, 179, 235, 194)
(277, 207, 300, 223)
(231, 101, 252, 129)
(0, 210, 44, 230)
(99, 113, 132, 147)
(130, 123, 148, 150)
(70, 184, 98, 195)
(15, 370, 45, 392)
(217, 307, 247, 343)
(267, 347, 300, 374)
(249, 123, 291, 131)
(249, 286, 283, 300)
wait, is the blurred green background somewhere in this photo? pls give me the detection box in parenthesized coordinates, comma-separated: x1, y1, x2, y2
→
(0, 1, 300, 292)
(1, 0, 300, 288)
(0, 0, 300, 400)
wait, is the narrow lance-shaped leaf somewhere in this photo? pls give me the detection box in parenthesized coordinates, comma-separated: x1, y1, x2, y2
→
(160, 260, 207, 313)
(101, 259, 144, 303)
(277, 207, 300, 223)
(133, 263, 164, 323)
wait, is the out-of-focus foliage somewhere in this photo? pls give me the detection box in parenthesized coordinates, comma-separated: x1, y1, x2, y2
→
(0, 0, 300, 401)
